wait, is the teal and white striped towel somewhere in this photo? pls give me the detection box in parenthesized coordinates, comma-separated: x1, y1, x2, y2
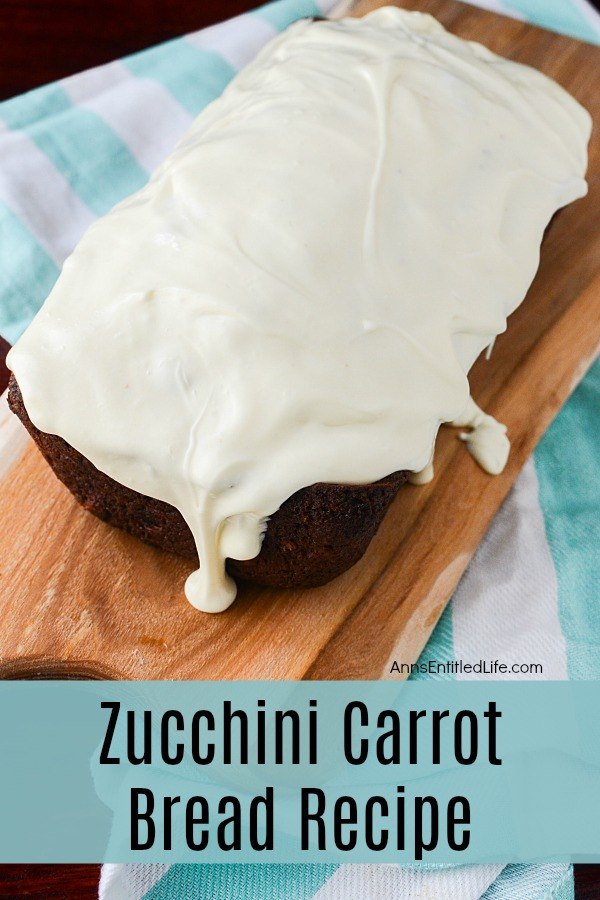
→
(1, 0, 598, 897)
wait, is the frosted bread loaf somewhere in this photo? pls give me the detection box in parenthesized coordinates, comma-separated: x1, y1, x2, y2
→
(8, 9, 590, 611)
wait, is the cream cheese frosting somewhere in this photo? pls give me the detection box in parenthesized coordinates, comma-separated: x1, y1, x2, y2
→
(8, 8, 591, 612)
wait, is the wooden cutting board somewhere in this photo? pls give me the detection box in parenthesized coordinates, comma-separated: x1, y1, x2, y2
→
(0, 0, 598, 681)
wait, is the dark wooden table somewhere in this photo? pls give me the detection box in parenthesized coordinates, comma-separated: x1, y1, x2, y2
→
(1, 0, 599, 896)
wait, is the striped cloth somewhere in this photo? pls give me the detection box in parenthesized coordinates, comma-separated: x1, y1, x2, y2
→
(0, 1, 598, 898)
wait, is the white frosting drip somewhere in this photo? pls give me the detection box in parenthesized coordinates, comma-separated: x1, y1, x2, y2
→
(7, 9, 590, 612)
(452, 396, 510, 475)
(408, 457, 435, 485)
(408, 394, 510, 484)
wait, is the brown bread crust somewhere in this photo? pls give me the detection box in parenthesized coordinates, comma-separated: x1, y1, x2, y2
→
(8, 375, 408, 588)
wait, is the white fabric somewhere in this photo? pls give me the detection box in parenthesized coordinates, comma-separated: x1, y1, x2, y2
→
(0, 126, 94, 264)
(563, 0, 600, 32)
(453, 460, 569, 680)
(185, 14, 278, 68)
(61, 64, 192, 173)
(99, 864, 170, 900)
(312, 864, 504, 899)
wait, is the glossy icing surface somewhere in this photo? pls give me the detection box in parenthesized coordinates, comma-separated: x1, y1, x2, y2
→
(8, 8, 590, 611)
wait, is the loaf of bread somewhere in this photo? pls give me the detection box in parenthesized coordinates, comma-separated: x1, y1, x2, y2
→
(7, 9, 590, 611)
(9, 376, 408, 587)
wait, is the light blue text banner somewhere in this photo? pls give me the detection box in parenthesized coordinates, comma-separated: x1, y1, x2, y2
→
(0, 680, 598, 864)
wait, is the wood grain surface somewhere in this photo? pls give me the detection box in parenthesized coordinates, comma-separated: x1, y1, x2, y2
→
(0, 864, 100, 899)
(0, 0, 598, 684)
